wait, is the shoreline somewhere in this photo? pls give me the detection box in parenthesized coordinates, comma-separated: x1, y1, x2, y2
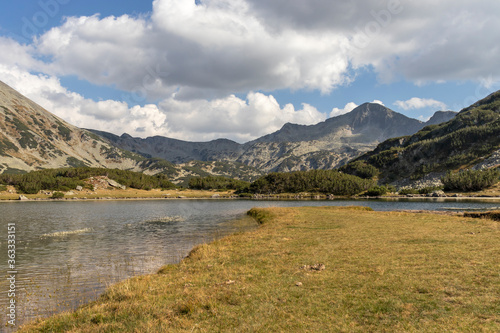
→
(3, 193, 500, 202)
(18, 206, 500, 332)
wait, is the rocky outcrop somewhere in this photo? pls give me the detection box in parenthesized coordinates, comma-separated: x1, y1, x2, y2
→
(107, 179, 126, 190)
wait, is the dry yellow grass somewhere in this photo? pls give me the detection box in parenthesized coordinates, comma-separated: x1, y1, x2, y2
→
(18, 206, 500, 332)
(0, 187, 235, 200)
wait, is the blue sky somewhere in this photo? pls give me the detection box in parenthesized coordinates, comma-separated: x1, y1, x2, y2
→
(0, 0, 499, 142)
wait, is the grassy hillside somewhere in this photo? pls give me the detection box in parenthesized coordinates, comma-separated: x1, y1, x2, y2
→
(19, 207, 500, 332)
(351, 90, 500, 182)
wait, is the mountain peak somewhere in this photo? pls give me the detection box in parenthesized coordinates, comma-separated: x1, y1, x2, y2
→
(425, 111, 458, 126)
(347, 103, 396, 121)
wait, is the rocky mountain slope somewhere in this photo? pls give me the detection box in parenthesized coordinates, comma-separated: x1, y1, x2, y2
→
(0, 81, 262, 182)
(92, 103, 456, 172)
(0, 80, 146, 173)
(350, 90, 500, 185)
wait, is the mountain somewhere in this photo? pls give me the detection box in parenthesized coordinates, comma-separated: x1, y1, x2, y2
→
(91, 103, 457, 172)
(0, 79, 459, 180)
(90, 130, 244, 164)
(252, 103, 426, 145)
(0, 81, 263, 183)
(0, 80, 148, 173)
(350, 90, 500, 184)
(425, 111, 459, 126)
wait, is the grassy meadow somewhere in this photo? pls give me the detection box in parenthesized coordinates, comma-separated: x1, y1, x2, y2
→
(19, 206, 500, 332)
(0, 187, 235, 200)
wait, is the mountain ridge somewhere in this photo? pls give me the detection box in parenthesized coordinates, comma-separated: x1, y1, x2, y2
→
(0, 81, 263, 183)
(0, 79, 460, 179)
(349, 90, 500, 185)
(92, 103, 456, 172)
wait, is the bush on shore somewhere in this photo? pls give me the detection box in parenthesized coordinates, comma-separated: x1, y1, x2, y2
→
(441, 168, 500, 192)
(188, 176, 249, 191)
(365, 185, 388, 196)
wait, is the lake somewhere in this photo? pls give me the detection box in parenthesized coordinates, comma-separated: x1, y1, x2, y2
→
(1, 198, 500, 331)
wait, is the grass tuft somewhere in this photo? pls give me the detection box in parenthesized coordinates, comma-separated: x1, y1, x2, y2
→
(246, 207, 275, 224)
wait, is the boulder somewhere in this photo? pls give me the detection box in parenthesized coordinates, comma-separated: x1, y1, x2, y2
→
(431, 190, 446, 197)
(19, 195, 28, 201)
(76, 186, 83, 191)
(107, 179, 126, 190)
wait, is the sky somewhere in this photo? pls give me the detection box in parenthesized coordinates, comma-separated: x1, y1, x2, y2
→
(0, 0, 499, 143)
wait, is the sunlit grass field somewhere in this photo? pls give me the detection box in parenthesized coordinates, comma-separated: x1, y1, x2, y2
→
(19, 206, 500, 332)
(0, 187, 235, 200)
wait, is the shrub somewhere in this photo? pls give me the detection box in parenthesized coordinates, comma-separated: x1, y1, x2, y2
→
(398, 188, 419, 195)
(365, 186, 388, 197)
(418, 186, 443, 194)
(339, 161, 379, 179)
(246, 170, 375, 196)
(386, 185, 397, 193)
(51, 192, 65, 199)
(442, 168, 500, 192)
(188, 176, 249, 191)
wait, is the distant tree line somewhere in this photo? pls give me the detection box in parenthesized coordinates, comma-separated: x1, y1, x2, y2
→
(188, 176, 249, 191)
(0, 167, 177, 194)
(441, 168, 500, 192)
(241, 169, 375, 196)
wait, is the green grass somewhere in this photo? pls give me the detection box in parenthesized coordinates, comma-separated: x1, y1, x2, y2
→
(19, 207, 500, 332)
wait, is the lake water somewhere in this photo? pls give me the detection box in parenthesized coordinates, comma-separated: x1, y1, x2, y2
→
(1, 198, 500, 331)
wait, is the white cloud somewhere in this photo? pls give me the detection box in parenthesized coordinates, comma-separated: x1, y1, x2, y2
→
(2, 0, 500, 143)
(0, 65, 325, 142)
(245, 0, 500, 84)
(394, 97, 447, 110)
(330, 102, 358, 118)
(5, 0, 500, 98)
(371, 100, 385, 106)
(0, 65, 168, 137)
(418, 115, 431, 122)
(158, 92, 326, 142)
(34, 0, 351, 100)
